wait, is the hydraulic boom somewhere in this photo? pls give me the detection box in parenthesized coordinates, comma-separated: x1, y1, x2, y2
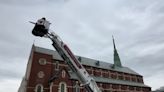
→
(31, 18, 101, 92)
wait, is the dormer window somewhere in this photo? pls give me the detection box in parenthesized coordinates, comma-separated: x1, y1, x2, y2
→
(78, 57, 82, 62)
(95, 61, 100, 66)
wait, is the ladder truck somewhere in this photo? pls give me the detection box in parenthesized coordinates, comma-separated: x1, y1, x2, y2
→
(31, 18, 102, 92)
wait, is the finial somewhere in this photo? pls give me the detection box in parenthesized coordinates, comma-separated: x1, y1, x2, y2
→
(112, 35, 116, 50)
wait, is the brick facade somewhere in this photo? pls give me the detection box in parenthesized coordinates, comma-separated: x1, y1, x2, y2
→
(19, 46, 151, 92)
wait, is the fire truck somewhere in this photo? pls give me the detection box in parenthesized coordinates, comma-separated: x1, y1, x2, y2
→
(31, 18, 101, 92)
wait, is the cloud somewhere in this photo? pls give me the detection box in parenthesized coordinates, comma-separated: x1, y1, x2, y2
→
(0, 0, 164, 91)
(0, 79, 21, 92)
(145, 73, 164, 90)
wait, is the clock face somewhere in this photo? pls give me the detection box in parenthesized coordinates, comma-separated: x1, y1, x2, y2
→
(37, 71, 45, 78)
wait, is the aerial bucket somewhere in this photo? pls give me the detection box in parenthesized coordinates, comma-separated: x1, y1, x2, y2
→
(32, 24, 48, 37)
(31, 17, 50, 37)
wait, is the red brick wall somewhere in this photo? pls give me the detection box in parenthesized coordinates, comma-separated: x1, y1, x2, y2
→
(26, 51, 151, 92)
(27, 52, 53, 92)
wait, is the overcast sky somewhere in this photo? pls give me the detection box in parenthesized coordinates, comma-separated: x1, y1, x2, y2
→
(0, 0, 164, 91)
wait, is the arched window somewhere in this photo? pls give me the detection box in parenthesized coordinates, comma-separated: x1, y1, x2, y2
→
(61, 83, 65, 92)
(37, 86, 42, 92)
(35, 84, 43, 92)
(59, 82, 67, 92)
(62, 70, 66, 78)
(74, 81, 80, 92)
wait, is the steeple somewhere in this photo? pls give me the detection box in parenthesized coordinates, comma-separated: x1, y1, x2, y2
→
(112, 36, 122, 68)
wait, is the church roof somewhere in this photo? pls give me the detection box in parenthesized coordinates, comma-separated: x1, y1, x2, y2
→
(68, 71, 149, 87)
(33, 45, 140, 76)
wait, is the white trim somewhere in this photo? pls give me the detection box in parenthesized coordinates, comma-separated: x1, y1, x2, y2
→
(35, 84, 44, 92)
(38, 58, 47, 65)
(50, 83, 53, 92)
(25, 47, 34, 81)
(74, 81, 80, 92)
(37, 71, 45, 78)
(58, 82, 67, 92)
(62, 70, 66, 78)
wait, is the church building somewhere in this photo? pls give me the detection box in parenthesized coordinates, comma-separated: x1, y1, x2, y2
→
(18, 38, 151, 92)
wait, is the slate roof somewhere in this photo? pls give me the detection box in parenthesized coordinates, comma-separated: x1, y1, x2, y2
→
(68, 71, 149, 87)
(33, 46, 140, 75)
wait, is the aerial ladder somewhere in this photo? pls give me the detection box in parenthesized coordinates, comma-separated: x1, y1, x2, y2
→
(31, 18, 102, 92)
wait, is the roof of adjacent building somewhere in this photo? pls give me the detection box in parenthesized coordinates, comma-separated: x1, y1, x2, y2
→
(33, 45, 140, 76)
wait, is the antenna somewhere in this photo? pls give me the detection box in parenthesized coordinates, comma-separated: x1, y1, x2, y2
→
(29, 21, 36, 24)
